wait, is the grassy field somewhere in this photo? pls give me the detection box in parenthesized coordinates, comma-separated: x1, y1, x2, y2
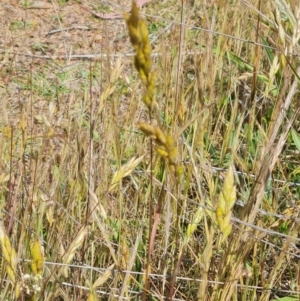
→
(0, 0, 300, 300)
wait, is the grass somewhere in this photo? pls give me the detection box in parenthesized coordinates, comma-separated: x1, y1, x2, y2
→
(0, 0, 300, 300)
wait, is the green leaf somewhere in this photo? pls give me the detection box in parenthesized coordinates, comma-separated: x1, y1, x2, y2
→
(261, 36, 274, 63)
(291, 128, 300, 152)
(226, 51, 269, 84)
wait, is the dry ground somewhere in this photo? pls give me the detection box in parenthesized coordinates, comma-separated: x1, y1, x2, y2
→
(1, 1, 300, 301)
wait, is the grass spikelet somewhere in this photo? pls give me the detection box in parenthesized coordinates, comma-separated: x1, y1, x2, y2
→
(186, 207, 204, 241)
(15, 282, 21, 299)
(89, 189, 108, 220)
(121, 237, 130, 269)
(61, 226, 89, 277)
(137, 122, 157, 138)
(87, 287, 98, 301)
(30, 238, 44, 276)
(137, 122, 182, 181)
(0, 226, 17, 284)
(125, 1, 155, 109)
(92, 264, 115, 289)
(216, 166, 236, 243)
(109, 155, 145, 192)
(126, 2, 183, 183)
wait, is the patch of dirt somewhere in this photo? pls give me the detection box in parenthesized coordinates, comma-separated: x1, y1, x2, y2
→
(0, 0, 184, 128)
(0, 0, 137, 62)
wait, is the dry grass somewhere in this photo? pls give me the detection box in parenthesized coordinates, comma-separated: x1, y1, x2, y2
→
(0, 0, 300, 300)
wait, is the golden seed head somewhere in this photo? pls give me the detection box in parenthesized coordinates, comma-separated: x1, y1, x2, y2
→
(155, 147, 169, 157)
(139, 20, 150, 44)
(131, 1, 140, 27)
(215, 166, 236, 243)
(30, 239, 45, 276)
(154, 127, 167, 145)
(137, 122, 156, 138)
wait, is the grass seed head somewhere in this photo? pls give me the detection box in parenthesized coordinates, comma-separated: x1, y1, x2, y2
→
(137, 122, 156, 138)
(125, 1, 155, 109)
(109, 156, 144, 191)
(186, 207, 204, 239)
(30, 238, 45, 276)
(87, 287, 98, 301)
(62, 226, 89, 277)
(154, 127, 167, 145)
(216, 166, 236, 242)
(155, 147, 169, 157)
(0, 227, 17, 283)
